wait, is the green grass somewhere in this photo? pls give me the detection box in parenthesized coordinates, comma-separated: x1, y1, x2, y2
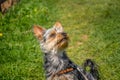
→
(0, 0, 120, 80)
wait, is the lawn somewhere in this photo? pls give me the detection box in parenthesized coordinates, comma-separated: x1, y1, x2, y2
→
(0, 0, 120, 80)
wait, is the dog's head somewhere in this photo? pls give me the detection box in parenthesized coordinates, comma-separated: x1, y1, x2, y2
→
(33, 22, 69, 53)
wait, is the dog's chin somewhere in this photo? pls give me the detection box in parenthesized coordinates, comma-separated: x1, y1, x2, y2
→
(56, 39, 68, 50)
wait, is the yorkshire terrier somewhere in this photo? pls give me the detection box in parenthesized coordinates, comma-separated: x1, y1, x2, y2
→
(33, 22, 100, 80)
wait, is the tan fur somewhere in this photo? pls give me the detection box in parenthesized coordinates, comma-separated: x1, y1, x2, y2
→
(33, 25, 45, 40)
(0, 0, 19, 14)
(33, 23, 69, 51)
(55, 33, 68, 50)
(54, 22, 62, 28)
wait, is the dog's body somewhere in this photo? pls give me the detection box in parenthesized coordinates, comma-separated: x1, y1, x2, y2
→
(33, 22, 99, 80)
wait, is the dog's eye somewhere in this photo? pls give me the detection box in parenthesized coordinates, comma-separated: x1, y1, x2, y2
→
(50, 33, 56, 37)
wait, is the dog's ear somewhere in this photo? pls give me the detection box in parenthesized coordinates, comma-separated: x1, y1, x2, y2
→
(53, 22, 63, 32)
(33, 25, 46, 40)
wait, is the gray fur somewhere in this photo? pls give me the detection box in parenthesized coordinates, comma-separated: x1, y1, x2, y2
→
(34, 24, 99, 80)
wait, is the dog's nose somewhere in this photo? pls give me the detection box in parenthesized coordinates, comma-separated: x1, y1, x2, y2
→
(61, 32, 67, 36)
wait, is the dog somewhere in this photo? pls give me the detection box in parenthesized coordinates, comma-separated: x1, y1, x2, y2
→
(33, 22, 100, 80)
(0, 0, 20, 14)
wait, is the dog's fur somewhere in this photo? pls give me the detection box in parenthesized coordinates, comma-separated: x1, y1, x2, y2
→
(0, 0, 20, 14)
(33, 22, 100, 80)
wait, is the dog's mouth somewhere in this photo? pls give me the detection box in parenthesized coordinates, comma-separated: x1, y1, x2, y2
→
(59, 37, 68, 43)
(56, 36, 69, 50)
(57, 37, 69, 44)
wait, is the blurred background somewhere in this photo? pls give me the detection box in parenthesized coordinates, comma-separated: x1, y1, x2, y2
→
(0, 0, 120, 80)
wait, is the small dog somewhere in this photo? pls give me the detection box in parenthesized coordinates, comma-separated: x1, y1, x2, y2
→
(33, 22, 100, 80)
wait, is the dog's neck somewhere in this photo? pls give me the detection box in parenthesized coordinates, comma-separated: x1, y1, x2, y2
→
(44, 50, 73, 78)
